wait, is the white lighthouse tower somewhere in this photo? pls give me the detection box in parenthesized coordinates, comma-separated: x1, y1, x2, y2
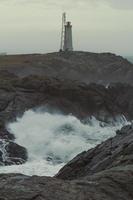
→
(60, 13, 73, 52)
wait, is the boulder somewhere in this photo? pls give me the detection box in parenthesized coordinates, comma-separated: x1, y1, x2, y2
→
(0, 140, 27, 166)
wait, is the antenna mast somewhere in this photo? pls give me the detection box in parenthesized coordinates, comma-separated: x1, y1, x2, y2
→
(60, 12, 66, 51)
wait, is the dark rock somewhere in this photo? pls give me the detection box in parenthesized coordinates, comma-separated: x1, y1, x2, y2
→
(5, 142, 28, 165)
(0, 52, 133, 199)
(0, 128, 15, 140)
(1, 52, 133, 86)
(116, 124, 133, 135)
(0, 74, 132, 124)
(0, 150, 2, 162)
(0, 70, 18, 80)
(56, 124, 133, 180)
(0, 168, 133, 200)
(0, 72, 133, 166)
(0, 140, 27, 166)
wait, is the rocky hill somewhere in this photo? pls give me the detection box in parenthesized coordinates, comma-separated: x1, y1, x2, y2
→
(0, 52, 133, 199)
(0, 51, 133, 85)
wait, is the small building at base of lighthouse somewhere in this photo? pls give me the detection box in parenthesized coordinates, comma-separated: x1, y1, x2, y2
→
(63, 22, 73, 51)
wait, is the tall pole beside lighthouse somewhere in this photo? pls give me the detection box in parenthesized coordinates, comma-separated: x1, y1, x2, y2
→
(60, 13, 66, 51)
(60, 13, 73, 52)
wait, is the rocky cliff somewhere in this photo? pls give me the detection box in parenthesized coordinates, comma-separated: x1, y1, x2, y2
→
(0, 52, 133, 199)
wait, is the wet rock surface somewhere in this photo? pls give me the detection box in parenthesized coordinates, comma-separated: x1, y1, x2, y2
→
(0, 165, 133, 200)
(0, 74, 133, 123)
(0, 122, 27, 165)
(56, 124, 133, 180)
(0, 52, 133, 199)
(0, 140, 27, 166)
(0, 72, 133, 166)
(0, 124, 131, 200)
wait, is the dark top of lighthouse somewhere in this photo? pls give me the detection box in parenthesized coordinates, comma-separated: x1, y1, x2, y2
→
(66, 22, 72, 26)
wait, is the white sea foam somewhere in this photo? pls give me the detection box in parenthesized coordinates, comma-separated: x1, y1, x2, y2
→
(0, 110, 128, 176)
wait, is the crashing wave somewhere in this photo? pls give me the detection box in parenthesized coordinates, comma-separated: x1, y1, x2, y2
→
(0, 109, 129, 176)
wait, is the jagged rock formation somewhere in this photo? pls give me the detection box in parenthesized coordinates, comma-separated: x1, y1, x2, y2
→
(0, 51, 133, 85)
(0, 73, 133, 124)
(0, 72, 133, 165)
(56, 124, 133, 180)
(0, 121, 27, 165)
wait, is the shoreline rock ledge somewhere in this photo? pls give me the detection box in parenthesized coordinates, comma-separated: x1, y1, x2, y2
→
(0, 125, 133, 199)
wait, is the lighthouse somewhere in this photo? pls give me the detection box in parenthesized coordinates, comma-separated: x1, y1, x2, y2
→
(60, 13, 73, 52)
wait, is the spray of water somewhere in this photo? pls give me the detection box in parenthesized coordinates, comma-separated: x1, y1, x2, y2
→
(0, 110, 128, 176)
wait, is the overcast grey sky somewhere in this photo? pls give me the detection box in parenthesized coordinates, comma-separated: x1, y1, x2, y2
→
(0, 0, 133, 55)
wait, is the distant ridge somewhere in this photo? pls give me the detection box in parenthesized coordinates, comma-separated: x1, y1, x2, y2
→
(126, 56, 133, 63)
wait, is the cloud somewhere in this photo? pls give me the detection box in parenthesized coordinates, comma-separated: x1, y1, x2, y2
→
(102, 0, 133, 9)
(0, 0, 133, 10)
